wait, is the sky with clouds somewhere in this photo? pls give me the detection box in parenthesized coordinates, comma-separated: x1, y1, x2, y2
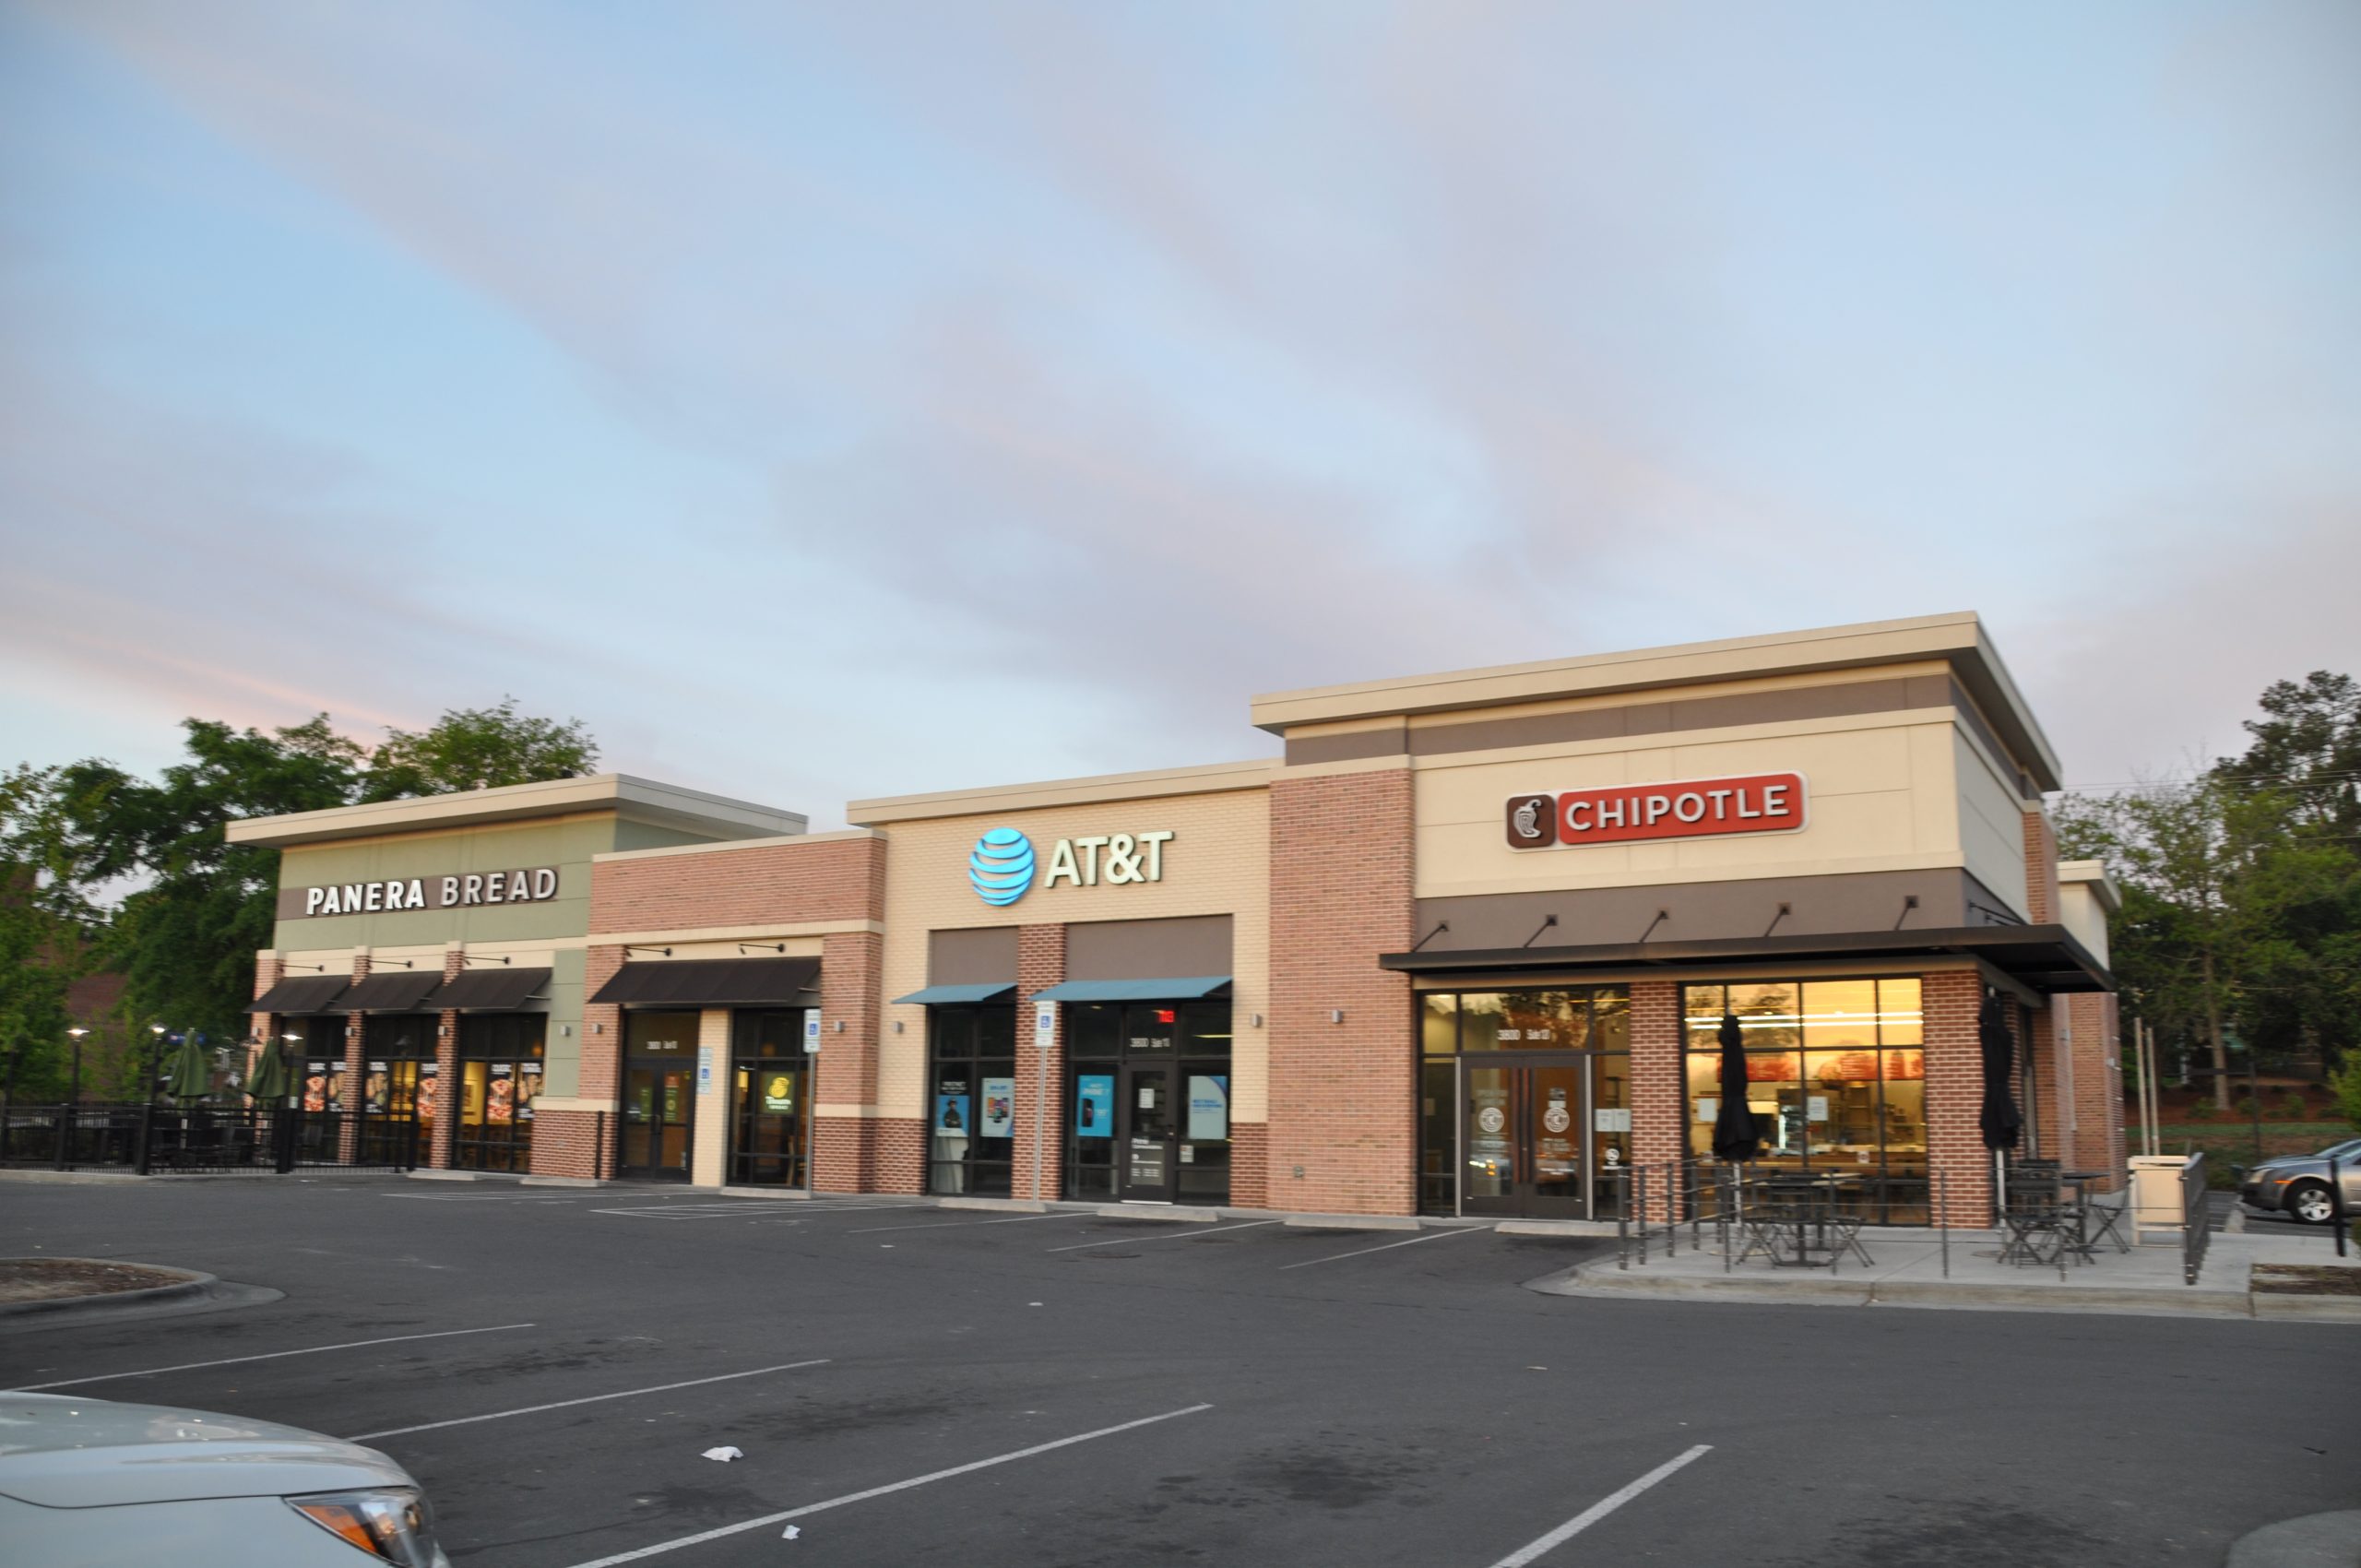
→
(4, 1, 2355, 825)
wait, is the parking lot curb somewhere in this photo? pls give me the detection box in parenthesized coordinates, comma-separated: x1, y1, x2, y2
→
(1096, 1205, 1217, 1223)
(1495, 1219, 1619, 1238)
(519, 1176, 608, 1188)
(941, 1197, 1050, 1214)
(1536, 1259, 2361, 1320)
(1283, 1214, 1420, 1232)
(2225, 1510, 2361, 1567)
(0, 1170, 150, 1185)
(0, 1260, 216, 1320)
(407, 1170, 483, 1182)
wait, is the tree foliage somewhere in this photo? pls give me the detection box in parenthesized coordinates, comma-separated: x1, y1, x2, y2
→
(2057, 671, 2361, 1117)
(3, 700, 598, 1065)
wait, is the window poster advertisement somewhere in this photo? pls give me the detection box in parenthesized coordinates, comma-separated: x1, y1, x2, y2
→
(1074, 1074, 1114, 1138)
(761, 1071, 796, 1115)
(979, 1077, 1015, 1138)
(303, 1063, 330, 1113)
(1186, 1075, 1228, 1141)
(934, 1087, 970, 1134)
(487, 1066, 516, 1124)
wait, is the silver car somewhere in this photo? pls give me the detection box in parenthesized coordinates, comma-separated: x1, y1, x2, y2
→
(2240, 1136, 2361, 1226)
(0, 1391, 450, 1566)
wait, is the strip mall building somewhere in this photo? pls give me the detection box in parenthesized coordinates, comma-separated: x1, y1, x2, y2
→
(237, 613, 2123, 1225)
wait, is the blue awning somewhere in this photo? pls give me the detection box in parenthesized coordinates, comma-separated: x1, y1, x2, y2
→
(892, 982, 1018, 1005)
(1030, 976, 1231, 1004)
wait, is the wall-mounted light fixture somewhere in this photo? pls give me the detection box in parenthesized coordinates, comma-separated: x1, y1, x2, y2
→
(559, 1024, 574, 1037)
(374, 957, 417, 969)
(624, 945, 672, 958)
(460, 953, 512, 967)
(739, 942, 787, 955)
(892, 1020, 904, 1034)
(833, 1020, 846, 1033)
(1251, 1014, 1264, 1028)
(1329, 1009, 1345, 1025)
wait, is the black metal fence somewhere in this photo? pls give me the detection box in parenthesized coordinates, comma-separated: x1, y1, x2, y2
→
(1608, 1159, 1945, 1272)
(2181, 1150, 2211, 1285)
(0, 1102, 419, 1175)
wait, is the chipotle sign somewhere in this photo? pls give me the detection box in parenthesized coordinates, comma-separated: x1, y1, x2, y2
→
(1505, 772, 1807, 849)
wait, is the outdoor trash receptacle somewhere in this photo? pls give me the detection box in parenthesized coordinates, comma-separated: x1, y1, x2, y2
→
(2130, 1154, 2195, 1244)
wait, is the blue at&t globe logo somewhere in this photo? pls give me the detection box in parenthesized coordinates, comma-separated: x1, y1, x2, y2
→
(967, 827, 1035, 906)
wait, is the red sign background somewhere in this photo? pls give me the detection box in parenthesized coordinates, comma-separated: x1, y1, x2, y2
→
(1505, 771, 1808, 849)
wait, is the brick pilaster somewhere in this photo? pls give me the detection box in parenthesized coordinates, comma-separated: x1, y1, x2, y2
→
(2023, 809, 2060, 925)
(814, 929, 904, 1193)
(1924, 970, 1991, 1226)
(1629, 980, 1683, 1221)
(1014, 924, 1067, 1202)
(1267, 767, 1416, 1216)
(250, 953, 283, 1089)
(338, 954, 370, 1164)
(429, 948, 462, 1170)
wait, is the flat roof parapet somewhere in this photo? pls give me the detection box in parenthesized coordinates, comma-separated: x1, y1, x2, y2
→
(227, 773, 809, 848)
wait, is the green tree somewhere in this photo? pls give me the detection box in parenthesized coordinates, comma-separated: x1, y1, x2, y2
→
(0, 766, 99, 1099)
(27, 702, 599, 1049)
(362, 697, 598, 800)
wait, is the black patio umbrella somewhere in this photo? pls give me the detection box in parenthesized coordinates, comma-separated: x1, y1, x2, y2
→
(1977, 993, 2023, 1153)
(1711, 1012, 1762, 1162)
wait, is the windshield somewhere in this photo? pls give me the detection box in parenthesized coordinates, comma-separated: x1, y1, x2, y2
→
(2319, 1138, 2361, 1163)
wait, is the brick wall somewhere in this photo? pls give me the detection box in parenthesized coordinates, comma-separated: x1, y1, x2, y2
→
(590, 833, 886, 932)
(1924, 969, 1991, 1226)
(1267, 767, 1416, 1216)
(2029, 1001, 2059, 1164)
(1013, 925, 1066, 1202)
(1230, 1122, 1269, 1210)
(813, 929, 905, 1192)
(2067, 990, 2125, 1190)
(429, 948, 462, 1170)
(250, 953, 283, 1087)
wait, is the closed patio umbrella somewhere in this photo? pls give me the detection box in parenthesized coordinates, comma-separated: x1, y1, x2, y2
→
(162, 1033, 214, 1105)
(244, 1040, 291, 1105)
(1711, 1012, 1762, 1162)
(1977, 994, 2023, 1153)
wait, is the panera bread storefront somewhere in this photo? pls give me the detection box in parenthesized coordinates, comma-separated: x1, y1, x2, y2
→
(239, 614, 2123, 1225)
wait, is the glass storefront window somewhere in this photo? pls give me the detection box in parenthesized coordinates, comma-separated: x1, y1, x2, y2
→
(1421, 995, 1457, 1057)
(1680, 977, 1930, 1221)
(928, 1005, 1016, 1198)
(729, 1009, 809, 1187)
(1062, 1001, 1232, 1205)
(456, 1013, 544, 1174)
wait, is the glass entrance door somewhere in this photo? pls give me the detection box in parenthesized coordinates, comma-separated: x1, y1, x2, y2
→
(621, 1063, 694, 1181)
(1119, 1063, 1178, 1202)
(1459, 1057, 1588, 1218)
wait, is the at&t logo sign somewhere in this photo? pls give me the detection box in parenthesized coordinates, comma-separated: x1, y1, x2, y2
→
(965, 826, 1176, 905)
(967, 828, 1037, 907)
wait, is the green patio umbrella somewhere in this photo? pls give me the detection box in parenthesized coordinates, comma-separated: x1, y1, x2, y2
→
(244, 1040, 291, 1105)
(162, 1033, 215, 1104)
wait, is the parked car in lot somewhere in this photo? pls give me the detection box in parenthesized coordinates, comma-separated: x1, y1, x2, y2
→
(2239, 1136, 2361, 1225)
(0, 1392, 449, 1566)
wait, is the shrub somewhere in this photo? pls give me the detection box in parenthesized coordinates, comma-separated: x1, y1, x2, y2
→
(2330, 1054, 2361, 1133)
(2236, 1095, 2261, 1120)
(2278, 1090, 2308, 1121)
(2186, 1099, 2217, 1122)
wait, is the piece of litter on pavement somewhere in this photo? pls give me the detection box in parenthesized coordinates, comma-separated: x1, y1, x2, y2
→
(782, 1526, 801, 1539)
(1028, 1301, 1043, 1307)
(701, 1446, 743, 1462)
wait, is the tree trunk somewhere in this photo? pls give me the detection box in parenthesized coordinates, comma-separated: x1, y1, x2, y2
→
(2204, 950, 2230, 1111)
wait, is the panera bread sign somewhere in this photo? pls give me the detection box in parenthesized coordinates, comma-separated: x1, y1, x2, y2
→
(1505, 773, 1808, 849)
(287, 867, 561, 918)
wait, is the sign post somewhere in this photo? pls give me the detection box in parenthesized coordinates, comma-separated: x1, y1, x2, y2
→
(1033, 1000, 1055, 1202)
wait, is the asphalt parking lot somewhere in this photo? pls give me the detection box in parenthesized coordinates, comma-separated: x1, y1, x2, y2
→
(5, 1179, 2356, 1567)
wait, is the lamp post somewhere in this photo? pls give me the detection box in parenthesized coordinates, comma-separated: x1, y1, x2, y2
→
(135, 1024, 167, 1176)
(65, 1028, 89, 1108)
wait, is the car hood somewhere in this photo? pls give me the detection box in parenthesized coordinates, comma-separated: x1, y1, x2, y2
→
(0, 1393, 409, 1508)
(2249, 1155, 2321, 1174)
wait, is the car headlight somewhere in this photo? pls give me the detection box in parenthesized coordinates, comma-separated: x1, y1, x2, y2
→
(289, 1488, 452, 1567)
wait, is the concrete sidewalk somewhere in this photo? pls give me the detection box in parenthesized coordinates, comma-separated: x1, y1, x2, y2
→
(1533, 1222, 2361, 1320)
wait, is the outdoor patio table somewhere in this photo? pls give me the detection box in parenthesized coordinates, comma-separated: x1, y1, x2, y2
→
(1754, 1172, 1863, 1266)
(2058, 1170, 2130, 1259)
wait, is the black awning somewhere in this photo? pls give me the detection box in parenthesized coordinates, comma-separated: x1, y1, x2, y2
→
(248, 975, 352, 1015)
(340, 969, 448, 1012)
(429, 966, 553, 1011)
(1379, 923, 2115, 994)
(589, 956, 821, 1007)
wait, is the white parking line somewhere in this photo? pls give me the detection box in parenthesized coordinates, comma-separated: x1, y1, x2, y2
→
(9, 1324, 537, 1392)
(346, 1359, 831, 1442)
(590, 1204, 813, 1219)
(560, 1402, 1213, 1567)
(1481, 1444, 1713, 1568)
(843, 1213, 1090, 1235)
(1277, 1224, 1493, 1270)
(383, 1194, 586, 1203)
(1045, 1219, 1281, 1253)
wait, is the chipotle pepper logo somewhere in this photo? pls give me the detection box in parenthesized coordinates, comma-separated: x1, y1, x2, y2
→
(1505, 772, 1809, 849)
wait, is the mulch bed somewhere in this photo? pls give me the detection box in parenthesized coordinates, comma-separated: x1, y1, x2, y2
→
(2251, 1263, 2361, 1297)
(0, 1257, 188, 1303)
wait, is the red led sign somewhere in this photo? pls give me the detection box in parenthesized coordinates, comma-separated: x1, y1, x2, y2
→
(1504, 772, 1808, 849)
